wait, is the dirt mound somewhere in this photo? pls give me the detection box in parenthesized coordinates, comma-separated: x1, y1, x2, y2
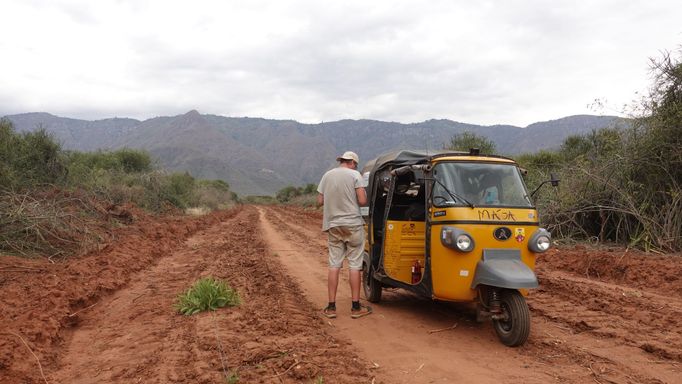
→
(522, 245, 682, 383)
(0, 207, 241, 383)
(538, 245, 682, 297)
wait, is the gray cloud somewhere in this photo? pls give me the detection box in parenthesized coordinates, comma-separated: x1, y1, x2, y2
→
(1, 1, 681, 126)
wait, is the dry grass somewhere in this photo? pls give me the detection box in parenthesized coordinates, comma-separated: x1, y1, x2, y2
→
(0, 189, 112, 259)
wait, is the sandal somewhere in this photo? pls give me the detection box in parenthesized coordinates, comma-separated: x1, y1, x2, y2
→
(322, 306, 337, 319)
(350, 304, 372, 319)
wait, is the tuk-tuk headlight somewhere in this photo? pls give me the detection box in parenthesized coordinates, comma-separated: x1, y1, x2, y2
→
(441, 226, 475, 252)
(456, 234, 473, 251)
(528, 228, 551, 253)
(536, 236, 550, 251)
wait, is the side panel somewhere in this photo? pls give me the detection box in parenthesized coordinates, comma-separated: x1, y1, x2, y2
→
(383, 220, 426, 284)
(429, 223, 480, 301)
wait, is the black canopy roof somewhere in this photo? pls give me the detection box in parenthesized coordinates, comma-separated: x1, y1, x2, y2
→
(361, 149, 467, 175)
(362, 149, 469, 197)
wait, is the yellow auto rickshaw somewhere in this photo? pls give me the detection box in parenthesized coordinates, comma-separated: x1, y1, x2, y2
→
(360, 149, 557, 346)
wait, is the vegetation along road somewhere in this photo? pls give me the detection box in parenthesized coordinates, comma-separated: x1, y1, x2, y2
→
(1, 205, 680, 383)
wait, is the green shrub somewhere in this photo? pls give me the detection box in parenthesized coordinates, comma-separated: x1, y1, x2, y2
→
(443, 131, 496, 154)
(159, 172, 196, 209)
(175, 277, 241, 315)
(115, 148, 153, 173)
(193, 179, 238, 209)
(243, 195, 277, 204)
(226, 371, 239, 384)
(276, 183, 317, 204)
(0, 119, 66, 189)
(276, 185, 300, 202)
(199, 179, 230, 191)
(65, 148, 151, 177)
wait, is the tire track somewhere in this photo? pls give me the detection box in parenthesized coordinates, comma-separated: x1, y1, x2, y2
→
(530, 270, 682, 362)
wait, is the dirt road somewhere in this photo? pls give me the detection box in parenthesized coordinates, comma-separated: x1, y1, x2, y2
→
(259, 205, 682, 384)
(1, 205, 680, 383)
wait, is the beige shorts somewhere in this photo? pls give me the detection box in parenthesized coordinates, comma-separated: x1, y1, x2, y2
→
(327, 225, 365, 270)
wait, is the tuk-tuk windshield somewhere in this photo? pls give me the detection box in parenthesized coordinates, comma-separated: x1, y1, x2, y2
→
(432, 162, 532, 207)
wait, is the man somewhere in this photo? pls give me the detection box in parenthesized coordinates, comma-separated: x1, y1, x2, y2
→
(317, 151, 372, 319)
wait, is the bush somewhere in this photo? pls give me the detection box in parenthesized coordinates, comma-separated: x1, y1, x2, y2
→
(0, 121, 241, 259)
(1, 121, 239, 257)
(175, 277, 241, 315)
(0, 119, 66, 189)
(160, 172, 196, 209)
(276, 183, 317, 203)
(193, 179, 238, 210)
(243, 195, 277, 204)
(524, 50, 682, 251)
(443, 131, 496, 154)
(65, 149, 236, 212)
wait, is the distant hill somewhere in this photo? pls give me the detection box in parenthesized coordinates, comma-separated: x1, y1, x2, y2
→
(4, 111, 625, 195)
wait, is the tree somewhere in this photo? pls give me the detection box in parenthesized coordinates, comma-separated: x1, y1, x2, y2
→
(541, 48, 682, 251)
(443, 131, 496, 154)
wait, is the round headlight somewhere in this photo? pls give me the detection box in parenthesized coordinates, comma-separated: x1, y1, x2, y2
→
(440, 226, 475, 252)
(536, 235, 550, 251)
(456, 234, 473, 251)
(528, 228, 552, 253)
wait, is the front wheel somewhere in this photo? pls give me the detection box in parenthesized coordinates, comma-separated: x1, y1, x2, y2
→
(492, 290, 531, 347)
(363, 261, 382, 303)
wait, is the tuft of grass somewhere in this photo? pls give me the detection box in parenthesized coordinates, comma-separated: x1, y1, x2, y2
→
(226, 370, 239, 384)
(175, 277, 241, 316)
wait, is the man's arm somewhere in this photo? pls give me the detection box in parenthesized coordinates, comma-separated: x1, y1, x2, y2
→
(317, 193, 324, 207)
(356, 187, 367, 206)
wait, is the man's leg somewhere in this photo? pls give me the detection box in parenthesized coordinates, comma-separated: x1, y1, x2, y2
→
(346, 225, 372, 318)
(324, 227, 345, 318)
(349, 269, 361, 301)
(346, 225, 365, 302)
(328, 267, 341, 303)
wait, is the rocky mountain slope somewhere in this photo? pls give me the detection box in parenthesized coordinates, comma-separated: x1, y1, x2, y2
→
(5, 111, 623, 195)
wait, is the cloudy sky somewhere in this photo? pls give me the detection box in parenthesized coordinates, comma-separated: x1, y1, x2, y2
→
(1, 0, 681, 127)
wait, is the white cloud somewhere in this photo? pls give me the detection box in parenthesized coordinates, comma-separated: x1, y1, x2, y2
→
(1, 0, 681, 126)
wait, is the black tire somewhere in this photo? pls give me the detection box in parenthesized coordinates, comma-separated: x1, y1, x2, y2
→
(363, 261, 382, 303)
(492, 290, 531, 347)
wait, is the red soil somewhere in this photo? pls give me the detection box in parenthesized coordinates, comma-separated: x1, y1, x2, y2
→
(1, 205, 680, 383)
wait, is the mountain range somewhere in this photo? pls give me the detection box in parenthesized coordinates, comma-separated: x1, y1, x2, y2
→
(4, 111, 623, 196)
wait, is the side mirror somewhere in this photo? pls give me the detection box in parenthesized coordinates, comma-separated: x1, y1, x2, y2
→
(530, 173, 561, 198)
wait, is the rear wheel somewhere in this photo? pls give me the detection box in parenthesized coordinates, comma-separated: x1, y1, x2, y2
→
(363, 261, 382, 303)
(492, 290, 530, 347)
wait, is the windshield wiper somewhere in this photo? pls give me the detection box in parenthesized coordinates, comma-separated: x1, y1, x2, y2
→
(429, 178, 475, 208)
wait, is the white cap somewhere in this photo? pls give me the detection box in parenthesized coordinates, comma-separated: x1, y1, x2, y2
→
(336, 151, 359, 164)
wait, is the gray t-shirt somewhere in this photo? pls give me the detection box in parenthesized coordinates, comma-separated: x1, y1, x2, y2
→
(317, 167, 364, 231)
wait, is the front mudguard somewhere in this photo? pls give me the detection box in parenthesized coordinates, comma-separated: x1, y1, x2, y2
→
(471, 249, 538, 290)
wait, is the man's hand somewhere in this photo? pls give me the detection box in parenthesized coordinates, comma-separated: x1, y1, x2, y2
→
(317, 193, 324, 207)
